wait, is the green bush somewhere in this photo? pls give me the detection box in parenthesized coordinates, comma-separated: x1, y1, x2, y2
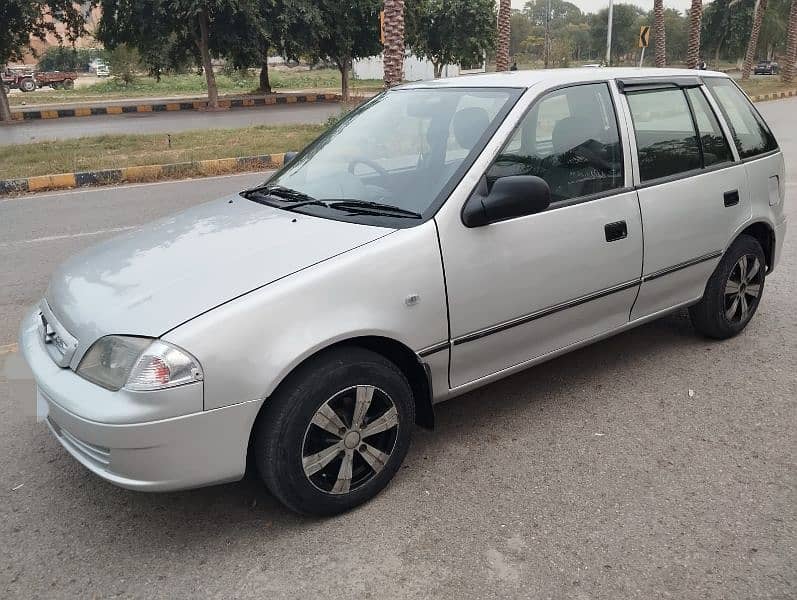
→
(108, 45, 142, 85)
(37, 47, 107, 72)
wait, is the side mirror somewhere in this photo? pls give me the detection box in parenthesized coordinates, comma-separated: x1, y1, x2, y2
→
(462, 175, 551, 227)
(284, 151, 299, 164)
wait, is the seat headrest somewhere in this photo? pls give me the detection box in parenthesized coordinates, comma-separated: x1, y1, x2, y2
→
(552, 116, 594, 155)
(452, 107, 490, 150)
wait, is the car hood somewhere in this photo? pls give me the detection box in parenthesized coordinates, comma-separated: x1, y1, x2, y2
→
(45, 195, 392, 354)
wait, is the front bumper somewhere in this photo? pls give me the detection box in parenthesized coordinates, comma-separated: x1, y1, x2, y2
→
(20, 308, 263, 491)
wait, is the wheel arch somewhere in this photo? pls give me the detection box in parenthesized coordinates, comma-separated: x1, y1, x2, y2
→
(245, 335, 435, 470)
(735, 221, 775, 271)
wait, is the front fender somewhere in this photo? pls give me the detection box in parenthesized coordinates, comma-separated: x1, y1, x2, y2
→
(164, 219, 448, 411)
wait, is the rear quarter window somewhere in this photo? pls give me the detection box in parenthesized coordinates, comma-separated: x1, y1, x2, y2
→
(704, 78, 778, 159)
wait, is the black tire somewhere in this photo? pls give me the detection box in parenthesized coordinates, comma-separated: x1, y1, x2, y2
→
(62, 79, 74, 90)
(689, 234, 766, 339)
(19, 78, 36, 92)
(254, 346, 414, 516)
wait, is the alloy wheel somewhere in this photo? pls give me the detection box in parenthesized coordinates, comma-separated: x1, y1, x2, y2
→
(301, 385, 399, 495)
(724, 254, 762, 323)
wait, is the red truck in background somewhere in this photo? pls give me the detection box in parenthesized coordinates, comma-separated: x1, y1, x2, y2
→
(2, 68, 77, 92)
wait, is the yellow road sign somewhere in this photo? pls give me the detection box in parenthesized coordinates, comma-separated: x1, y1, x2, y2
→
(639, 25, 651, 48)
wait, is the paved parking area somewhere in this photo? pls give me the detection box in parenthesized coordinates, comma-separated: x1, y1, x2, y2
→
(0, 100, 794, 599)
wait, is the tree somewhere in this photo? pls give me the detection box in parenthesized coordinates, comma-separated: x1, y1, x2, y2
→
(686, 0, 703, 68)
(405, 0, 497, 77)
(383, 0, 406, 87)
(0, 0, 86, 121)
(589, 4, 644, 64)
(97, 0, 261, 109)
(312, 0, 382, 100)
(220, 0, 312, 94)
(741, 0, 769, 78)
(510, 10, 535, 58)
(497, 0, 511, 70)
(783, 0, 797, 82)
(653, 0, 667, 66)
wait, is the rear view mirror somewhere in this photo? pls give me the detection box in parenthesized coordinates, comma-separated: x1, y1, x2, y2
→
(284, 151, 299, 164)
(462, 175, 551, 227)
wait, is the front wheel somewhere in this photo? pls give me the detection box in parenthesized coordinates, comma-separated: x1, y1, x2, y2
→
(19, 78, 36, 92)
(689, 234, 766, 339)
(254, 347, 414, 516)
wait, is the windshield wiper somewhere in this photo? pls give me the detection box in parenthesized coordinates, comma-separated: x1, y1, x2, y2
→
(240, 185, 329, 211)
(327, 200, 422, 219)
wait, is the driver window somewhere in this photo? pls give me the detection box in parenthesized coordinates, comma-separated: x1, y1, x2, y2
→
(486, 83, 624, 203)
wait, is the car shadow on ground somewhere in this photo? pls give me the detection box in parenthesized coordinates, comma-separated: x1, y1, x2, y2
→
(32, 308, 705, 542)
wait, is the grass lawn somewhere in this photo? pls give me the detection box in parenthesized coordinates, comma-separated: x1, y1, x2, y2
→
(0, 123, 325, 180)
(8, 69, 382, 107)
(737, 77, 797, 96)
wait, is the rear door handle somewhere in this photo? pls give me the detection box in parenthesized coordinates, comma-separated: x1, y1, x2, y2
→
(724, 190, 740, 207)
(604, 220, 627, 242)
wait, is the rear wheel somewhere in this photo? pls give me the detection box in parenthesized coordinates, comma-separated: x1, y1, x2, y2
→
(62, 79, 74, 90)
(19, 78, 36, 92)
(254, 347, 414, 516)
(689, 235, 766, 339)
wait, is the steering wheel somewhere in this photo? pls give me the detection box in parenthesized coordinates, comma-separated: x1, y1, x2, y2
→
(348, 157, 390, 186)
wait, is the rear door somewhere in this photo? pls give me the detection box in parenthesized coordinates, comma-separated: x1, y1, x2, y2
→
(619, 79, 751, 319)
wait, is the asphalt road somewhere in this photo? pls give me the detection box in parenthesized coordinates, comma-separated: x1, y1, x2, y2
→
(0, 99, 795, 599)
(1, 103, 342, 146)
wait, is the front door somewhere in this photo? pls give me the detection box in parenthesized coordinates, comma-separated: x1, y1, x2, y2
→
(437, 82, 644, 389)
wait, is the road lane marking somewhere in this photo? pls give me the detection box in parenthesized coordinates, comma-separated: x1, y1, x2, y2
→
(0, 343, 18, 355)
(0, 226, 137, 247)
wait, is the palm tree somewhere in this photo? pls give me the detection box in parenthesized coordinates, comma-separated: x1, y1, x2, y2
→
(653, 0, 667, 67)
(741, 0, 769, 80)
(496, 0, 511, 71)
(383, 0, 405, 87)
(686, 0, 703, 69)
(781, 0, 797, 83)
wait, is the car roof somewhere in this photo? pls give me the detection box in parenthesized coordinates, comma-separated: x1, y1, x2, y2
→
(398, 67, 730, 90)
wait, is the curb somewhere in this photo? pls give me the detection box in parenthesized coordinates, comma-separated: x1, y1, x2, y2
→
(9, 92, 340, 121)
(750, 89, 797, 102)
(0, 154, 285, 196)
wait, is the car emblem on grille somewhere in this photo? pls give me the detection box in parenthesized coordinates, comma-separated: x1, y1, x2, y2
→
(38, 302, 78, 367)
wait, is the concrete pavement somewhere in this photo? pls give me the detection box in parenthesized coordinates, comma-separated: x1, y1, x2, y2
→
(1, 103, 342, 145)
(0, 99, 794, 599)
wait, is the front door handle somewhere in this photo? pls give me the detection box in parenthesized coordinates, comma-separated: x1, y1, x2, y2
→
(604, 220, 627, 242)
(724, 190, 740, 207)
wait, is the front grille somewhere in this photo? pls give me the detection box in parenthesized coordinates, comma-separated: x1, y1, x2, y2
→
(46, 417, 110, 467)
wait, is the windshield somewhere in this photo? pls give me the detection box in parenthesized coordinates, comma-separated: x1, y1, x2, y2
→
(263, 87, 521, 224)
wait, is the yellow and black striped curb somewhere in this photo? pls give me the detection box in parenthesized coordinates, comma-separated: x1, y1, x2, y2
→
(8, 92, 340, 121)
(0, 154, 285, 196)
(749, 89, 797, 102)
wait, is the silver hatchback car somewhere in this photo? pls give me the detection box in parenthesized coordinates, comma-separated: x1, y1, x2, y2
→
(21, 69, 787, 515)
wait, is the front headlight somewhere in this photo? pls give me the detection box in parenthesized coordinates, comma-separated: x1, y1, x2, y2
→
(77, 336, 203, 391)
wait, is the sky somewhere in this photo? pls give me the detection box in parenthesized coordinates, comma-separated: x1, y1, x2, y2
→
(510, 0, 698, 15)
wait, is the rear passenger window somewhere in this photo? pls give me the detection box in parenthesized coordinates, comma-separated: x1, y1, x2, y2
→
(686, 87, 733, 166)
(626, 89, 701, 181)
(486, 83, 624, 203)
(704, 77, 777, 158)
